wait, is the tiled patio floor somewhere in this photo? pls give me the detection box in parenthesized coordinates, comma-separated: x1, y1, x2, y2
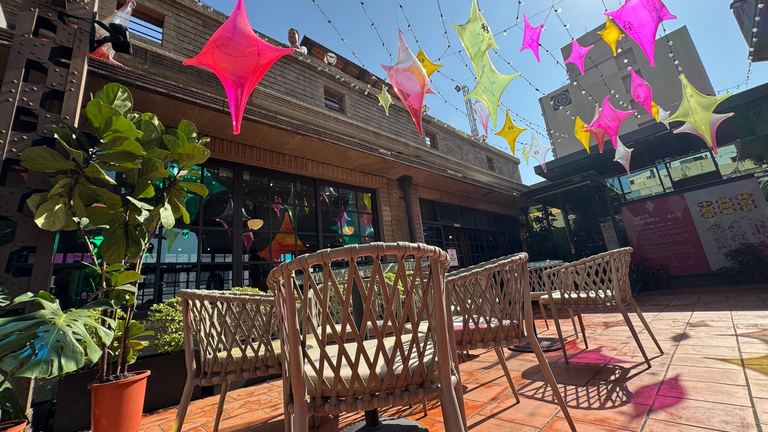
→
(139, 286, 768, 431)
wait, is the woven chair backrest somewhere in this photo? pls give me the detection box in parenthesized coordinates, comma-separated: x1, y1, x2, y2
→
(179, 289, 280, 383)
(528, 262, 563, 293)
(445, 253, 529, 349)
(267, 242, 452, 401)
(544, 248, 633, 308)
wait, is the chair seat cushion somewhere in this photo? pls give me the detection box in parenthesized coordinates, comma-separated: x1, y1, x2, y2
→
(451, 316, 521, 345)
(539, 289, 614, 305)
(303, 333, 437, 397)
(209, 339, 282, 372)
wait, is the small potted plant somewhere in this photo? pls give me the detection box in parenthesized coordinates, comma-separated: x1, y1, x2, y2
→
(630, 259, 670, 292)
(0, 83, 209, 432)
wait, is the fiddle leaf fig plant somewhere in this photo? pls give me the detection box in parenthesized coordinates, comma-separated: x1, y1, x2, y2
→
(2, 83, 210, 386)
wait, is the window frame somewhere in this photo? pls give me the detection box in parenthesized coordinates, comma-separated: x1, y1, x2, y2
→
(424, 130, 439, 150)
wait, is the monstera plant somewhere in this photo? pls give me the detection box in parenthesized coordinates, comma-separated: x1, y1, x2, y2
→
(0, 83, 210, 431)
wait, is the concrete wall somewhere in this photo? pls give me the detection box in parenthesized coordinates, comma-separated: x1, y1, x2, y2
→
(539, 25, 714, 158)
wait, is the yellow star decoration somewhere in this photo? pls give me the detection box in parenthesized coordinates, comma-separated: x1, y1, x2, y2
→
(466, 55, 520, 128)
(452, 0, 499, 77)
(522, 146, 530, 164)
(665, 74, 731, 150)
(651, 101, 660, 121)
(574, 116, 591, 153)
(416, 50, 443, 78)
(378, 85, 393, 116)
(494, 110, 526, 154)
(597, 17, 624, 56)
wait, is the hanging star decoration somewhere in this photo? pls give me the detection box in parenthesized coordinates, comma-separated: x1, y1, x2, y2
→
(675, 113, 734, 156)
(651, 101, 660, 121)
(630, 68, 654, 117)
(605, 0, 676, 67)
(416, 50, 443, 78)
(574, 116, 591, 153)
(495, 110, 527, 154)
(452, 0, 498, 77)
(381, 30, 434, 137)
(183, 0, 294, 134)
(656, 103, 671, 127)
(466, 55, 520, 128)
(522, 146, 530, 164)
(333, 211, 353, 235)
(529, 135, 553, 172)
(586, 96, 636, 150)
(520, 15, 544, 62)
(91, 0, 136, 65)
(472, 100, 491, 136)
(584, 105, 609, 153)
(664, 74, 733, 154)
(597, 17, 624, 56)
(378, 85, 393, 116)
(614, 137, 634, 174)
(564, 39, 594, 76)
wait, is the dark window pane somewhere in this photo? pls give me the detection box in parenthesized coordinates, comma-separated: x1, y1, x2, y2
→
(339, 188, 356, 211)
(161, 228, 199, 263)
(244, 232, 273, 262)
(358, 191, 373, 212)
(201, 265, 233, 291)
(243, 171, 269, 202)
(323, 236, 344, 250)
(136, 268, 156, 305)
(243, 201, 269, 231)
(243, 263, 273, 291)
(270, 178, 293, 205)
(298, 235, 319, 257)
(201, 230, 233, 262)
(319, 185, 338, 209)
(159, 264, 197, 300)
(202, 166, 234, 228)
(295, 205, 317, 233)
(54, 231, 96, 265)
(51, 266, 99, 310)
(181, 166, 203, 225)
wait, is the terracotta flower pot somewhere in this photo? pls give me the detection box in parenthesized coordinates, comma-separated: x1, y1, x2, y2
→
(89, 370, 151, 432)
(0, 420, 27, 432)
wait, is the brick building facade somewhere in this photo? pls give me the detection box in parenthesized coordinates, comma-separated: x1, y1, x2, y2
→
(0, 0, 530, 304)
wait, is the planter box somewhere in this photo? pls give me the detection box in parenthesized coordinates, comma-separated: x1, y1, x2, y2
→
(48, 352, 201, 432)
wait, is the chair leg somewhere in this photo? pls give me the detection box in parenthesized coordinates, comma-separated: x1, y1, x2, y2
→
(213, 381, 230, 432)
(538, 300, 550, 330)
(575, 308, 588, 349)
(549, 302, 570, 363)
(422, 399, 429, 418)
(171, 376, 196, 432)
(568, 308, 579, 339)
(617, 303, 652, 368)
(450, 348, 468, 431)
(530, 333, 577, 432)
(629, 298, 664, 354)
(494, 347, 520, 403)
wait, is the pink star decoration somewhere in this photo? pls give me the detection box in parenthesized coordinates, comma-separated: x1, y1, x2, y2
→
(520, 15, 544, 62)
(605, 0, 676, 67)
(382, 30, 434, 138)
(472, 99, 491, 136)
(674, 112, 734, 156)
(584, 105, 608, 153)
(529, 135, 553, 172)
(564, 39, 594, 76)
(183, 0, 293, 135)
(630, 68, 654, 117)
(585, 96, 636, 150)
(614, 137, 633, 174)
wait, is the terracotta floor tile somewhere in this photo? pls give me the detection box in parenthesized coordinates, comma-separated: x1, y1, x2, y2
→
(658, 377, 751, 406)
(463, 382, 512, 404)
(542, 416, 631, 431)
(476, 394, 559, 428)
(559, 400, 650, 431)
(671, 354, 744, 369)
(467, 416, 538, 431)
(649, 396, 757, 431)
(753, 397, 768, 426)
(643, 419, 721, 431)
(664, 364, 746, 385)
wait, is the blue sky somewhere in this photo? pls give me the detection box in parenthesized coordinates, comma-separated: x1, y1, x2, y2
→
(203, 0, 766, 186)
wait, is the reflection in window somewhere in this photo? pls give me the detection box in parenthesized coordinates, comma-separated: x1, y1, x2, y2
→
(667, 152, 716, 181)
(161, 228, 199, 263)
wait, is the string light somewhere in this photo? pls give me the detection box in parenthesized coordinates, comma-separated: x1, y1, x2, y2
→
(717, 0, 764, 94)
(312, 0, 366, 67)
(359, 1, 394, 63)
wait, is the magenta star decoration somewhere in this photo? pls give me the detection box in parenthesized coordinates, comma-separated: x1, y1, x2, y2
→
(605, 0, 676, 67)
(184, 0, 293, 135)
(529, 135, 553, 172)
(382, 30, 434, 138)
(630, 68, 654, 116)
(584, 105, 609, 153)
(564, 39, 594, 76)
(614, 137, 634, 174)
(520, 15, 544, 62)
(586, 96, 636, 150)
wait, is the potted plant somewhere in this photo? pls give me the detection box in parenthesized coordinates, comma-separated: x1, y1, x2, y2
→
(716, 243, 768, 284)
(630, 259, 670, 292)
(0, 83, 209, 432)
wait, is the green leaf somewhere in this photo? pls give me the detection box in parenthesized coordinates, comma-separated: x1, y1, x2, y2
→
(89, 185, 122, 208)
(50, 126, 86, 165)
(162, 135, 182, 155)
(99, 222, 127, 265)
(98, 151, 142, 168)
(84, 163, 117, 185)
(85, 98, 120, 130)
(126, 226, 144, 263)
(177, 144, 210, 169)
(100, 116, 143, 142)
(112, 283, 139, 294)
(181, 182, 208, 196)
(0, 293, 115, 379)
(101, 137, 146, 156)
(146, 148, 172, 164)
(125, 196, 153, 210)
(85, 206, 121, 227)
(20, 147, 76, 172)
(60, 120, 93, 151)
(33, 197, 70, 231)
(159, 202, 174, 229)
(116, 271, 144, 286)
(94, 83, 133, 114)
(47, 176, 72, 197)
(177, 120, 198, 143)
(26, 192, 48, 214)
(163, 228, 179, 252)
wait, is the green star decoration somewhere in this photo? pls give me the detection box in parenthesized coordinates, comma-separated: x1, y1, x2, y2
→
(378, 85, 393, 116)
(665, 74, 731, 150)
(466, 55, 520, 128)
(452, 0, 499, 77)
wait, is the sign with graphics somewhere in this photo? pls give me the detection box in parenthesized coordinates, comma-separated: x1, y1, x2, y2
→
(621, 177, 768, 276)
(684, 178, 768, 270)
(447, 248, 459, 267)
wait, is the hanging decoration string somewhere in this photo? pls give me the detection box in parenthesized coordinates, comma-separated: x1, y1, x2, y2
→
(360, 1, 394, 63)
(312, 0, 367, 68)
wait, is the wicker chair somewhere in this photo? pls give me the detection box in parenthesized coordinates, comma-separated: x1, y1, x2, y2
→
(445, 253, 576, 432)
(172, 290, 281, 432)
(267, 242, 466, 432)
(529, 261, 581, 338)
(540, 248, 663, 367)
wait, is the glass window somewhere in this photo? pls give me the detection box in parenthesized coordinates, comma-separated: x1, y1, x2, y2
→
(667, 151, 716, 182)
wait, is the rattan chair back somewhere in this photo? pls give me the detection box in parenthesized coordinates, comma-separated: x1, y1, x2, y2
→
(544, 248, 633, 308)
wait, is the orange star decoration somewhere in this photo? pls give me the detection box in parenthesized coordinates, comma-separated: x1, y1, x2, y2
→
(574, 116, 591, 153)
(494, 110, 526, 154)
